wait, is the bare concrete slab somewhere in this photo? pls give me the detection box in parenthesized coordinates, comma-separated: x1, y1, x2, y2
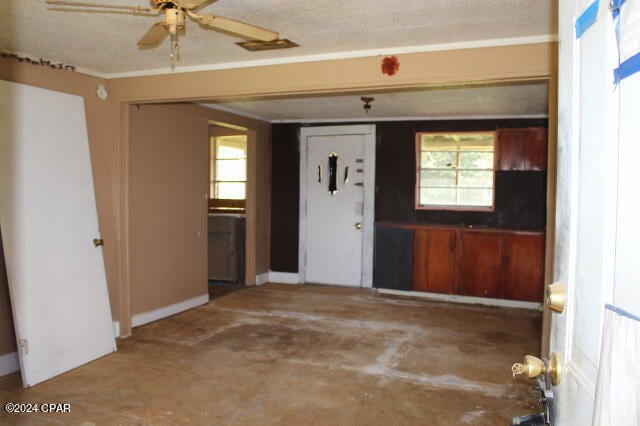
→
(0, 283, 542, 425)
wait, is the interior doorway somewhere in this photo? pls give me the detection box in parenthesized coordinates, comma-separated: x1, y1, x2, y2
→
(207, 124, 248, 300)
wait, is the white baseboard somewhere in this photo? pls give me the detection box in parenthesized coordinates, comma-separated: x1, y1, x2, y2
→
(131, 294, 209, 328)
(377, 289, 542, 310)
(268, 271, 302, 284)
(0, 351, 19, 377)
(112, 321, 120, 338)
(256, 272, 270, 286)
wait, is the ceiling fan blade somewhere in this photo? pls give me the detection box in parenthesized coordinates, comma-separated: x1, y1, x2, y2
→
(174, 0, 218, 10)
(138, 22, 169, 47)
(45, 0, 153, 13)
(187, 11, 278, 42)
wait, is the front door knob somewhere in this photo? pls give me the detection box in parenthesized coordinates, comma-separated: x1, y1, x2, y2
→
(93, 238, 104, 247)
(355, 222, 362, 230)
(512, 353, 562, 386)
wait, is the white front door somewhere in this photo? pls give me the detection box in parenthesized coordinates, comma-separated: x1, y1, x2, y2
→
(552, 1, 640, 424)
(300, 125, 375, 287)
(0, 81, 116, 387)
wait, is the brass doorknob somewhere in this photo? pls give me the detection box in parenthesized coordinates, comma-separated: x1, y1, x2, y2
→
(355, 222, 362, 230)
(512, 353, 562, 385)
(93, 238, 104, 247)
(546, 282, 566, 313)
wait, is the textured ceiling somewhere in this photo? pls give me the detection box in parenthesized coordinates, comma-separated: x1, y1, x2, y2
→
(201, 81, 549, 122)
(1, 0, 557, 76)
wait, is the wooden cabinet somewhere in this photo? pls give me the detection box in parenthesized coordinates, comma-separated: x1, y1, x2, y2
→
(376, 223, 545, 302)
(412, 228, 457, 294)
(501, 233, 545, 302)
(456, 231, 505, 298)
(498, 128, 548, 171)
(373, 226, 413, 291)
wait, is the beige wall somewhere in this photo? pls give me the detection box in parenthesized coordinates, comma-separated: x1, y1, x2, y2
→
(0, 226, 16, 356)
(158, 104, 272, 282)
(129, 104, 210, 314)
(1, 42, 554, 338)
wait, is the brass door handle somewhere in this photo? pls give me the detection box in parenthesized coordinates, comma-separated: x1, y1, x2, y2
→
(355, 222, 362, 230)
(512, 353, 562, 386)
(93, 238, 104, 247)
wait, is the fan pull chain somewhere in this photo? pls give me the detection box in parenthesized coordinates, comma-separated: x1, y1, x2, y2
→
(169, 32, 180, 64)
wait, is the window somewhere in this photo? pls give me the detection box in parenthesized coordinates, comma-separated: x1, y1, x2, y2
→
(416, 132, 495, 210)
(209, 135, 247, 213)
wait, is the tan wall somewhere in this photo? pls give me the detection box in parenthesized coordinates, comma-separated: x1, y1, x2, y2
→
(129, 104, 210, 315)
(0, 226, 16, 356)
(1, 42, 554, 337)
(158, 104, 272, 282)
(109, 43, 555, 103)
(0, 59, 121, 345)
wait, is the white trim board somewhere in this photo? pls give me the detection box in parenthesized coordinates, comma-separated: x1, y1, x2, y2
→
(131, 294, 209, 328)
(0, 352, 19, 377)
(377, 289, 542, 310)
(256, 272, 270, 286)
(268, 271, 302, 284)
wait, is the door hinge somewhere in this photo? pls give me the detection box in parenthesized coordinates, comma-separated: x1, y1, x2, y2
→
(19, 339, 28, 355)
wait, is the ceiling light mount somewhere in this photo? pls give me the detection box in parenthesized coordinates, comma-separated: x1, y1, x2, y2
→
(361, 96, 374, 114)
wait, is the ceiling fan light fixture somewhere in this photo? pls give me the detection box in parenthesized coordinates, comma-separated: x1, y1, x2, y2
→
(236, 39, 299, 52)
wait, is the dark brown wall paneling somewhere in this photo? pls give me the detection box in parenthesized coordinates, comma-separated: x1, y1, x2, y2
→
(375, 119, 548, 229)
(270, 119, 548, 273)
(270, 124, 300, 272)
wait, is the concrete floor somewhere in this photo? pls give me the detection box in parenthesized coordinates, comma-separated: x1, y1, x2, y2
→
(0, 284, 542, 425)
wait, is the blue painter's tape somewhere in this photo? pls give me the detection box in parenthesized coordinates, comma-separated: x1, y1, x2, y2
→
(611, 0, 627, 19)
(576, 0, 599, 38)
(613, 52, 640, 83)
(605, 304, 640, 323)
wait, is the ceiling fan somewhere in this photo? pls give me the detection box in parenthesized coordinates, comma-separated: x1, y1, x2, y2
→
(45, 0, 280, 61)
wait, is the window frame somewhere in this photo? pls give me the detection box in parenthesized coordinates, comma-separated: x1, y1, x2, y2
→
(414, 131, 497, 212)
(209, 135, 247, 214)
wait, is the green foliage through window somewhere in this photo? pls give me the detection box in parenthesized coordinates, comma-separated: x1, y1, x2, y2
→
(416, 132, 495, 209)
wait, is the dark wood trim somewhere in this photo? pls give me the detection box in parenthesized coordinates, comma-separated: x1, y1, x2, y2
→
(375, 221, 545, 236)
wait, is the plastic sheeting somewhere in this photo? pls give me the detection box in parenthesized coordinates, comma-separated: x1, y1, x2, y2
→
(593, 304, 640, 425)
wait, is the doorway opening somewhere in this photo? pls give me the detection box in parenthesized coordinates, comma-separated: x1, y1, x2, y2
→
(208, 124, 248, 300)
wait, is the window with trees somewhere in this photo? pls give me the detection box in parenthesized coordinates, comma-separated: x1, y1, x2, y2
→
(209, 135, 247, 213)
(416, 132, 495, 210)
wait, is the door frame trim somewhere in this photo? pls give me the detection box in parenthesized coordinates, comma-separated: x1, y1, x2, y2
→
(298, 124, 376, 288)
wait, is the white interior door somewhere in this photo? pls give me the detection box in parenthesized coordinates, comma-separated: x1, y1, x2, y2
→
(300, 125, 375, 287)
(0, 80, 116, 387)
(552, 1, 640, 424)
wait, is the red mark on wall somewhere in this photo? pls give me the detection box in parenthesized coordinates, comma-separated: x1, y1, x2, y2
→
(381, 56, 400, 76)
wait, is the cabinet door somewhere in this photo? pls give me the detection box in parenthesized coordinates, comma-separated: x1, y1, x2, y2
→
(456, 231, 505, 298)
(373, 226, 413, 291)
(502, 233, 545, 302)
(498, 128, 548, 171)
(412, 228, 457, 294)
